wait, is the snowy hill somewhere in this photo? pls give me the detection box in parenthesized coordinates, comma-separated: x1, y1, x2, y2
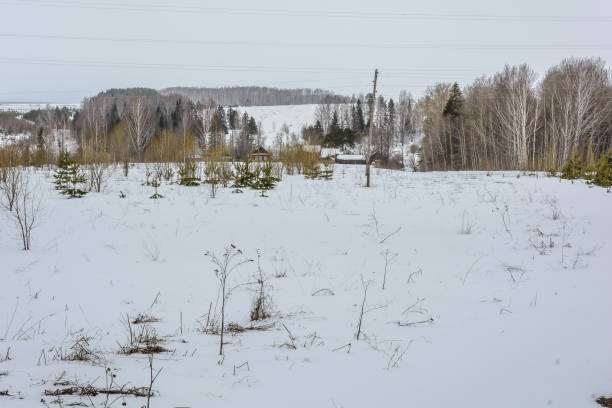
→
(236, 104, 318, 142)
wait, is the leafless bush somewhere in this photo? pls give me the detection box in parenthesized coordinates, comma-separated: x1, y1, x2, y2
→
(250, 250, 273, 321)
(10, 171, 42, 250)
(118, 317, 168, 355)
(380, 249, 398, 290)
(204, 244, 253, 356)
(146, 355, 162, 408)
(545, 197, 563, 220)
(355, 276, 371, 340)
(43, 367, 153, 407)
(51, 334, 102, 363)
(458, 211, 474, 235)
(143, 237, 162, 262)
(87, 162, 110, 193)
(132, 313, 160, 325)
(0, 165, 22, 211)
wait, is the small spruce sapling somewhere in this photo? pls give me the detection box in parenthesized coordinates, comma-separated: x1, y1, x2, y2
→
(53, 151, 87, 198)
(254, 162, 279, 197)
(232, 158, 256, 193)
(149, 178, 163, 199)
(178, 160, 201, 186)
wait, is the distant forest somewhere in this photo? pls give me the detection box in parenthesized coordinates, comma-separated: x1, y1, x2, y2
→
(160, 86, 350, 106)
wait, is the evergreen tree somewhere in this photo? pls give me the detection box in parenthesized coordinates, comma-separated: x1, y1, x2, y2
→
(156, 106, 167, 131)
(247, 117, 258, 136)
(592, 153, 612, 187)
(330, 110, 340, 131)
(53, 151, 87, 198)
(106, 103, 120, 131)
(352, 99, 365, 133)
(215, 105, 228, 133)
(387, 99, 396, 132)
(171, 99, 183, 130)
(443, 82, 465, 118)
(228, 107, 238, 129)
(313, 120, 324, 138)
(253, 162, 279, 197)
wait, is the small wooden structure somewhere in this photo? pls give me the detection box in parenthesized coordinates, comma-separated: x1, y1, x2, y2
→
(250, 146, 271, 162)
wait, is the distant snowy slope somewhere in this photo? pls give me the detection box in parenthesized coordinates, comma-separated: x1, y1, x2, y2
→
(236, 104, 317, 142)
(0, 103, 80, 113)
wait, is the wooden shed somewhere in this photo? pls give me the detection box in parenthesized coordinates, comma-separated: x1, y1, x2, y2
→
(250, 146, 271, 162)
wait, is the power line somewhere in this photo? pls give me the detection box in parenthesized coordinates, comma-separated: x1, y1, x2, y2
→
(2, 33, 610, 51)
(1, 0, 611, 22)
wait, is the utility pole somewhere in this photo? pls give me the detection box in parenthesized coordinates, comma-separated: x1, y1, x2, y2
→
(365, 68, 378, 188)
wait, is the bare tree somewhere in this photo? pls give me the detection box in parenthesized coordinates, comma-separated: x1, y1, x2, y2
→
(493, 64, 538, 170)
(10, 170, 42, 250)
(0, 165, 22, 212)
(126, 96, 154, 161)
(204, 244, 253, 356)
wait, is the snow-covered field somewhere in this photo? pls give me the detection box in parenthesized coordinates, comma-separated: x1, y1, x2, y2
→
(1, 166, 611, 408)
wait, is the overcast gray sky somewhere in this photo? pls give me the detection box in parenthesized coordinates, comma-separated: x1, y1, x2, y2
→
(1, 0, 611, 103)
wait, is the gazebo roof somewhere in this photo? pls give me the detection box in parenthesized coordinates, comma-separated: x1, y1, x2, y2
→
(251, 146, 270, 155)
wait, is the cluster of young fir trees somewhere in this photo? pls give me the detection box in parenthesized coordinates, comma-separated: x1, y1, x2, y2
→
(418, 57, 612, 173)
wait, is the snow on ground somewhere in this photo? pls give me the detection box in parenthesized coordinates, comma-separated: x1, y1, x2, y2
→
(0, 133, 30, 148)
(1, 166, 611, 408)
(236, 104, 318, 142)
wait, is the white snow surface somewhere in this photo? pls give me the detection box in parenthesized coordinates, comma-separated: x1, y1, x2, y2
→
(236, 104, 318, 142)
(1, 166, 611, 408)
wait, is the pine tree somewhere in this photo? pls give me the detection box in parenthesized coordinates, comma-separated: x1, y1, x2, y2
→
(591, 153, 612, 187)
(560, 151, 585, 180)
(247, 117, 258, 136)
(150, 178, 163, 199)
(215, 105, 228, 133)
(54, 151, 87, 198)
(253, 162, 279, 197)
(232, 157, 256, 192)
(171, 99, 183, 130)
(352, 99, 365, 133)
(178, 160, 201, 186)
(107, 103, 120, 131)
(228, 107, 238, 129)
(443, 83, 464, 118)
(387, 99, 396, 133)
(330, 110, 340, 132)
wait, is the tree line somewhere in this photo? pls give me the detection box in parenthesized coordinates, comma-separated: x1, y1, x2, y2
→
(161, 86, 350, 106)
(417, 57, 612, 171)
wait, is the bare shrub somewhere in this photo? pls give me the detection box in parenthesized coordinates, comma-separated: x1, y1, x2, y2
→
(204, 244, 253, 356)
(0, 165, 21, 211)
(51, 334, 102, 363)
(355, 276, 371, 340)
(250, 250, 273, 321)
(118, 317, 168, 355)
(132, 313, 160, 324)
(380, 249, 398, 290)
(458, 211, 474, 235)
(10, 170, 42, 250)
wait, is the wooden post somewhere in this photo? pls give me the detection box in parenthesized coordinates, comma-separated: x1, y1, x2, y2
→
(366, 69, 378, 188)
